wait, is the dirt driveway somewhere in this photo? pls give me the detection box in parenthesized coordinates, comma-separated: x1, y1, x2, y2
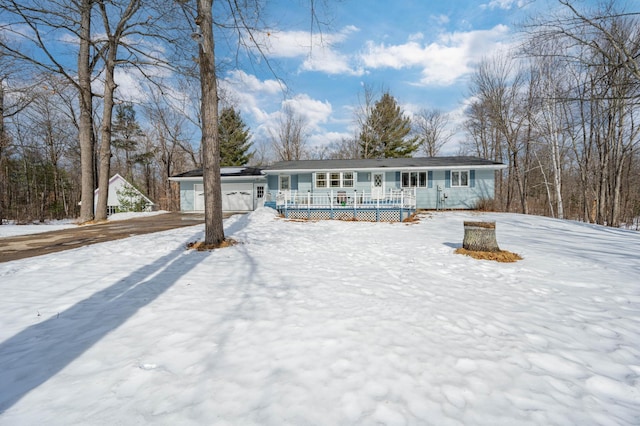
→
(0, 212, 206, 263)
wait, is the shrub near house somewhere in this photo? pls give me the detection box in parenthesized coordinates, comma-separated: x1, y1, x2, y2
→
(116, 184, 150, 212)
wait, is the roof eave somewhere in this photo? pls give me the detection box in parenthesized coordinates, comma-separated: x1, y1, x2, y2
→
(266, 164, 506, 173)
(169, 175, 267, 181)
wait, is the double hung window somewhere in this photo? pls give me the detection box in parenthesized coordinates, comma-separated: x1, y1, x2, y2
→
(401, 171, 428, 188)
(451, 171, 469, 187)
(316, 172, 354, 188)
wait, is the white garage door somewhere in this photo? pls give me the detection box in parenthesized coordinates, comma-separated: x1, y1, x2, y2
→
(221, 182, 254, 212)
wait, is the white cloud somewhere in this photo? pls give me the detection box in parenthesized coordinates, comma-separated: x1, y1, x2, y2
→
(219, 70, 285, 123)
(359, 25, 511, 86)
(224, 70, 283, 95)
(113, 70, 148, 102)
(308, 131, 349, 150)
(430, 14, 451, 26)
(257, 93, 333, 141)
(217, 71, 337, 151)
(256, 26, 363, 76)
(480, 0, 529, 10)
(282, 94, 332, 130)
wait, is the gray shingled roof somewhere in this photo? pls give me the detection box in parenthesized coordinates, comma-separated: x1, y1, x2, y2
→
(265, 156, 504, 171)
(171, 167, 264, 178)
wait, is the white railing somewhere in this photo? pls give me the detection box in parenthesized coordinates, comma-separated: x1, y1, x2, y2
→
(275, 188, 416, 210)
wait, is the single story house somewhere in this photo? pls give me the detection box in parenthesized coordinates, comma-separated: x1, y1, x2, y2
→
(94, 174, 155, 215)
(169, 167, 267, 213)
(170, 157, 505, 221)
(265, 156, 506, 213)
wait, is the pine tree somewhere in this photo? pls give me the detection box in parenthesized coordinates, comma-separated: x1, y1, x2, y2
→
(218, 106, 253, 166)
(112, 103, 144, 180)
(358, 92, 419, 158)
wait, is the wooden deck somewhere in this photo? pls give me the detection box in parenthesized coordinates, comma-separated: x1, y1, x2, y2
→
(266, 189, 416, 222)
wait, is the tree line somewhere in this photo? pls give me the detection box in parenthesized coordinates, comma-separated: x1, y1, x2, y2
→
(463, 0, 640, 227)
(1, 1, 638, 230)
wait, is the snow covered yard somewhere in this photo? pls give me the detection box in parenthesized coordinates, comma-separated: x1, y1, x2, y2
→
(0, 220, 77, 237)
(0, 209, 639, 425)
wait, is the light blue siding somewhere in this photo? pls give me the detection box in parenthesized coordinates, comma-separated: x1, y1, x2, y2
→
(428, 169, 495, 209)
(265, 168, 497, 210)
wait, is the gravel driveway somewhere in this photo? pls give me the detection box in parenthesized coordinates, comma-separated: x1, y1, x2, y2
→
(0, 212, 206, 263)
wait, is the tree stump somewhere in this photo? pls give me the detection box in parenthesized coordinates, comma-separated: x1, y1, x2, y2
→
(463, 221, 500, 252)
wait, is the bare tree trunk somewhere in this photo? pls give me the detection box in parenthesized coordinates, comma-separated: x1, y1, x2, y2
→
(95, 47, 117, 220)
(95, 92, 114, 219)
(0, 83, 5, 225)
(95, 0, 143, 220)
(197, 0, 224, 246)
(78, 0, 95, 223)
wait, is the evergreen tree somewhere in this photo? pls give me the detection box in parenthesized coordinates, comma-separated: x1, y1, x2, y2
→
(358, 92, 419, 158)
(112, 103, 144, 180)
(218, 106, 253, 166)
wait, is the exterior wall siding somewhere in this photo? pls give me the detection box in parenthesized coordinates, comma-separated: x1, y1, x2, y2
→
(179, 178, 266, 212)
(266, 168, 496, 210)
(179, 181, 196, 211)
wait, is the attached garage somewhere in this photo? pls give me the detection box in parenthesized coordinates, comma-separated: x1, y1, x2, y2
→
(170, 167, 266, 213)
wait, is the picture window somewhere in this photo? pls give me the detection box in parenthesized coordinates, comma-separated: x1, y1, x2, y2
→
(401, 171, 428, 188)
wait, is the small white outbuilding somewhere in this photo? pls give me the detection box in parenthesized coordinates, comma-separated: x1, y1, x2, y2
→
(93, 174, 155, 215)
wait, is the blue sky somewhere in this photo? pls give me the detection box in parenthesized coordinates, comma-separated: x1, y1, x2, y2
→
(24, 0, 594, 157)
(3, 0, 608, 157)
(208, 0, 544, 156)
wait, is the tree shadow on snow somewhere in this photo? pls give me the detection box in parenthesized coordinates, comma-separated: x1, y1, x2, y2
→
(0, 232, 209, 414)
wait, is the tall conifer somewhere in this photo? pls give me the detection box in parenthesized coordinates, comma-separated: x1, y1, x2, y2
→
(218, 106, 253, 166)
(359, 92, 418, 158)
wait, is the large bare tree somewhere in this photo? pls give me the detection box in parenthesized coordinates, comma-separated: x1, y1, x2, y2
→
(270, 105, 308, 161)
(0, 0, 98, 223)
(522, 0, 640, 226)
(194, 0, 224, 246)
(414, 108, 453, 157)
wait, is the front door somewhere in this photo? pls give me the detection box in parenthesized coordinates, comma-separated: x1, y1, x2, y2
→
(371, 172, 385, 200)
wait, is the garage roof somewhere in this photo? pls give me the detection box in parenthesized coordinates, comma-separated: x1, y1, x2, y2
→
(171, 167, 264, 178)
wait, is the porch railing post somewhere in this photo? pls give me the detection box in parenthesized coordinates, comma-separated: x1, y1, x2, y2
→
(284, 192, 288, 218)
(330, 190, 334, 219)
(353, 189, 357, 219)
(307, 190, 311, 219)
(400, 189, 404, 222)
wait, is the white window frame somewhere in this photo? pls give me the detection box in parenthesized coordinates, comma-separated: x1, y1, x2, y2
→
(401, 171, 428, 188)
(315, 172, 327, 188)
(330, 172, 341, 188)
(451, 170, 469, 187)
(315, 171, 355, 188)
(279, 175, 291, 191)
(342, 172, 354, 188)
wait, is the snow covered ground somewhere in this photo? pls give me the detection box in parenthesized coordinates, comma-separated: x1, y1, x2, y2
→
(0, 220, 77, 237)
(0, 209, 639, 425)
